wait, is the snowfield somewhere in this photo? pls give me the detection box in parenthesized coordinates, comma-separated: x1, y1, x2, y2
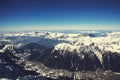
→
(1, 31, 120, 53)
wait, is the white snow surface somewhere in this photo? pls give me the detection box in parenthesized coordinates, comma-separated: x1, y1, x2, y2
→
(1, 31, 120, 54)
(54, 43, 80, 53)
(0, 44, 13, 53)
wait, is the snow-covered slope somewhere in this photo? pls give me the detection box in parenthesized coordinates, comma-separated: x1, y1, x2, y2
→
(0, 44, 13, 53)
(1, 31, 120, 53)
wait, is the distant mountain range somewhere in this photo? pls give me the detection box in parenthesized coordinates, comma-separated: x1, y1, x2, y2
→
(0, 31, 120, 80)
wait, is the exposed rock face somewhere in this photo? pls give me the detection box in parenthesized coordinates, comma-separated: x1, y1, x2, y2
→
(17, 75, 49, 80)
(34, 46, 120, 72)
(103, 52, 120, 72)
(37, 48, 101, 71)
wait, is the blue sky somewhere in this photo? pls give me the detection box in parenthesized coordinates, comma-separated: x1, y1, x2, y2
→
(0, 0, 120, 31)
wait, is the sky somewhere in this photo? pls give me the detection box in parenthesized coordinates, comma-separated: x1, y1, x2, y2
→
(0, 0, 120, 31)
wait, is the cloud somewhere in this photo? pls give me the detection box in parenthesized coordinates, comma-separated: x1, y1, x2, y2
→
(0, 24, 120, 31)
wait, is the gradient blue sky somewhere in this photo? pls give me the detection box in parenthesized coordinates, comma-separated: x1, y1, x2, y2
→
(0, 0, 120, 31)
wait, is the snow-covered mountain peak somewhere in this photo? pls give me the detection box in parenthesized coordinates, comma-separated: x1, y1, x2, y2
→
(0, 44, 13, 53)
(53, 43, 80, 53)
(1, 31, 120, 53)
